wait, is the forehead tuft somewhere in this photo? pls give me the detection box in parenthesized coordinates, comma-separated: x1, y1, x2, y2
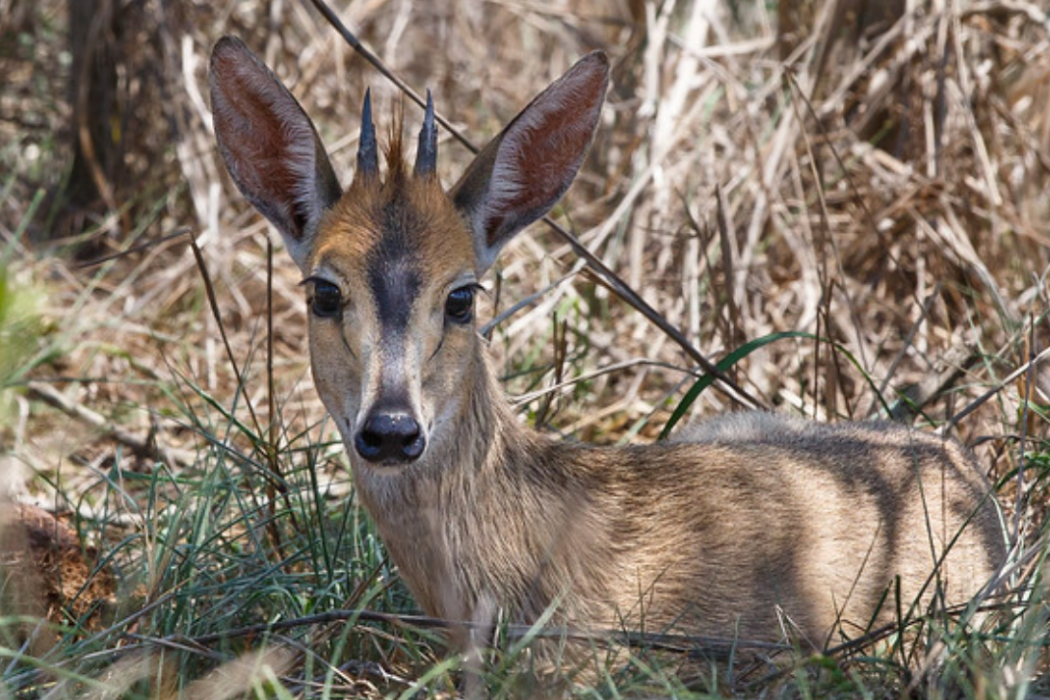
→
(313, 163, 476, 282)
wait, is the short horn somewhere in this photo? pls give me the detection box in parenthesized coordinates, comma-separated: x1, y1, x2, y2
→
(414, 90, 437, 177)
(357, 88, 378, 178)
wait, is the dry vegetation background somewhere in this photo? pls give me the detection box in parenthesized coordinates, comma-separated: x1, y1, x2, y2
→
(2, 0, 1050, 695)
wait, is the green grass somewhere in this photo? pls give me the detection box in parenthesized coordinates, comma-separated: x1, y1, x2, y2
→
(2, 365, 436, 696)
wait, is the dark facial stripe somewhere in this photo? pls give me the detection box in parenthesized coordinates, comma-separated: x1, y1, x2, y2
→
(364, 193, 426, 417)
(367, 195, 423, 337)
(370, 256, 420, 335)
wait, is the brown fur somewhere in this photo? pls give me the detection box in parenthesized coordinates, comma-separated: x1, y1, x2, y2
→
(209, 38, 1006, 654)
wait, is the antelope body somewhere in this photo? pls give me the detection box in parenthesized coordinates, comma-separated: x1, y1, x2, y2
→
(210, 37, 1005, 648)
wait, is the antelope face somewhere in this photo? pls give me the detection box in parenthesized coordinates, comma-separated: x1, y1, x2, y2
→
(210, 36, 608, 472)
(303, 169, 481, 469)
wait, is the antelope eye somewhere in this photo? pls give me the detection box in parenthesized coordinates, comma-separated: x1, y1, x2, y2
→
(310, 280, 342, 318)
(445, 286, 475, 324)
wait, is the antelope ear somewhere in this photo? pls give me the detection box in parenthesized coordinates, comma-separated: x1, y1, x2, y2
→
(209, 36, 341, 271)
(451, 51, 609, 274)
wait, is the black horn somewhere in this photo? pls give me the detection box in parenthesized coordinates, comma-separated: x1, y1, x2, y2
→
(414, 90, 437, 176)
(357, 88, 378, 178)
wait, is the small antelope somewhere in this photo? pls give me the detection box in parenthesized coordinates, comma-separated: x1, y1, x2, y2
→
(210, 37, 1004, 650)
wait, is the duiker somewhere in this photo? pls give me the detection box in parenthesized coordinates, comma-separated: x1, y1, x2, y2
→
(210, 37, 1004, 649)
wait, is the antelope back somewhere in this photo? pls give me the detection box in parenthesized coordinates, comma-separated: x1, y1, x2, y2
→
(210, 37, 608, 469)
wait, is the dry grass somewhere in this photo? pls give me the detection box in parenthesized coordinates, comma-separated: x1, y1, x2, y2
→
(2, 0, 1050, 696)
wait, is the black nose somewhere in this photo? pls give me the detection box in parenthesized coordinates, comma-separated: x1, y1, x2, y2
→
(354, 410, 425, 464)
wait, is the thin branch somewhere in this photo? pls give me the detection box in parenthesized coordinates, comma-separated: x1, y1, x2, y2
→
(25, 380, 193, 467)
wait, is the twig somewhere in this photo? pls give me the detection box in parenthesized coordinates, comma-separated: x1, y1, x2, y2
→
(25, 380, 193, 467)
(887, 344, 978, 423)
(511, 358, 703, 407)
(75, 227, 193, 269)
(941, 343, 1050, 434)
(169, 607, 793, 657)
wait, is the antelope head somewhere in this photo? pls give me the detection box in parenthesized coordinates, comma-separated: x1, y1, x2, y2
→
(209, 37, 608, 472)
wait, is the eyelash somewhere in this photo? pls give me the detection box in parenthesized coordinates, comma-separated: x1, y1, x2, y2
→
(303, 277, 342, 318)
(445, 285, 480, 324)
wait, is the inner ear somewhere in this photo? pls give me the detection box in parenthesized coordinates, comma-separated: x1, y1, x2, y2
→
(451, 51, 609, 274)
(210, 36, 342, 270)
